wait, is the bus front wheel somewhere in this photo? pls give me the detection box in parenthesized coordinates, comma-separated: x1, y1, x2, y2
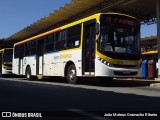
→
(67, 65, 77, 84)
(26, 66, 32, 80)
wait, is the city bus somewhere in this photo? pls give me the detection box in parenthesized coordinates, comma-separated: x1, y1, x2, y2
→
(0, 48, 13, 76)
(12, 12, 141, 84)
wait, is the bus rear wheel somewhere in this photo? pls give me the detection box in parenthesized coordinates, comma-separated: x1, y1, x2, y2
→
(67, 65, 77, 84)
(26, 66, 32, 80)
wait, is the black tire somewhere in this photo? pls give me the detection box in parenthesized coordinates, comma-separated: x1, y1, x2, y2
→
(26, 66, 32, 80)
(67, 65, 77, 84)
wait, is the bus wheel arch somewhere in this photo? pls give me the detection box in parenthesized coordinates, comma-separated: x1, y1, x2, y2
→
(25, 65, 32, 80)
(64, 61, 77, 84)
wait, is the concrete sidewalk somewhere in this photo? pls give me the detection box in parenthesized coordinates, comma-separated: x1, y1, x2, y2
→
(114, 78, 160, 87)
(115, 77, 160, 82)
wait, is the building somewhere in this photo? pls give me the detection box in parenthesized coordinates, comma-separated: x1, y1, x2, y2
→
(141, 36, 157, 52)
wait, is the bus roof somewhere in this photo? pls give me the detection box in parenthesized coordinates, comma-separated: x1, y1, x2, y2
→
(14, 12, 138, 46)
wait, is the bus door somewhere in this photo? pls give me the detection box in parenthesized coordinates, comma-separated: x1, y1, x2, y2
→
(82, 20, 96, 75)
(36, 38, 44, 75)
(19, 45, 24, 74)
(0, 52, 2, 74)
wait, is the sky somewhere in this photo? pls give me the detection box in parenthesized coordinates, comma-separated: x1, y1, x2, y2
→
(0, 0, 157, 39)
(0, 0, 71, 39)
(141, 23, 157, 38)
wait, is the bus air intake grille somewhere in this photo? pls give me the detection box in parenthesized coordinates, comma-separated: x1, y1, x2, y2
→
(114, 71, 138, 76)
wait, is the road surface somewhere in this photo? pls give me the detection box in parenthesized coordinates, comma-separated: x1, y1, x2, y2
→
(0, 77, 160, 120)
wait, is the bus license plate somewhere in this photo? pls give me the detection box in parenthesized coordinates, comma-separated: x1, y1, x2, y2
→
(123, 71, 130, 74)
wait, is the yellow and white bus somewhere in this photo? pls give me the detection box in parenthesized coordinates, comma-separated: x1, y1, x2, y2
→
(0, 48, 13, 76)
(12, 13, 141, 84)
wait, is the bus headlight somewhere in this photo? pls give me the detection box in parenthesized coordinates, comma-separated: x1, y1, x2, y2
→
(98, 57, 113, 67)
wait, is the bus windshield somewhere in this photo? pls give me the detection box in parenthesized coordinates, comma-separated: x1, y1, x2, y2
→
(98, 14, 140, 59)
(3, 49, 13, 64)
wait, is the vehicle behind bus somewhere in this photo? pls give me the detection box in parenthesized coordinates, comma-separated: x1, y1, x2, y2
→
(0, 48, 13, 76)
(142, 50, 158, 78)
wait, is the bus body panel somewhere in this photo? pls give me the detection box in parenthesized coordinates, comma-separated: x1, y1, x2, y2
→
(39, 56, 43, 74)
(20, 59, 23, 74)
(59, 49, 82, 76)
(43, 53, 55, 76)
(43, 49, 82, 76)
(95, 57, 141, 77)
(12, 58, 19, 74)
(23, 56, 37, 76)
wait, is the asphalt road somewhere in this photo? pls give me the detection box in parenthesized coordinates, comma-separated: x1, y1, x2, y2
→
(0, 76, 160, 120)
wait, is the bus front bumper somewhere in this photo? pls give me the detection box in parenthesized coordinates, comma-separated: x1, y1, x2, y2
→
(95, 59, 141, 77)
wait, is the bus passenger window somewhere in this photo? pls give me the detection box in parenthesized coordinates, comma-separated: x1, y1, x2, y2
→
(55, 30, 67, 50)
(45, 34, 54, 53)
(67, 24, 81, 49)
(14, 45, 20, 58)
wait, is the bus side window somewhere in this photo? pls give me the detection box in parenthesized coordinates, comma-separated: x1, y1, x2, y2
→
(45, 34, 54, 53)
(30, 40, 37, 55)
(25, 42, 30, 57)
(0, 52, 2, 63)
(67, 24, 81, 48)
(37, 38, 45, 56)
(14, 45, 20, 58)
(19, 45, 24, 59)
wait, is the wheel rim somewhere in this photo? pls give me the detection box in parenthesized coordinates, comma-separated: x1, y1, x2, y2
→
(69, 69, 76, 81)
